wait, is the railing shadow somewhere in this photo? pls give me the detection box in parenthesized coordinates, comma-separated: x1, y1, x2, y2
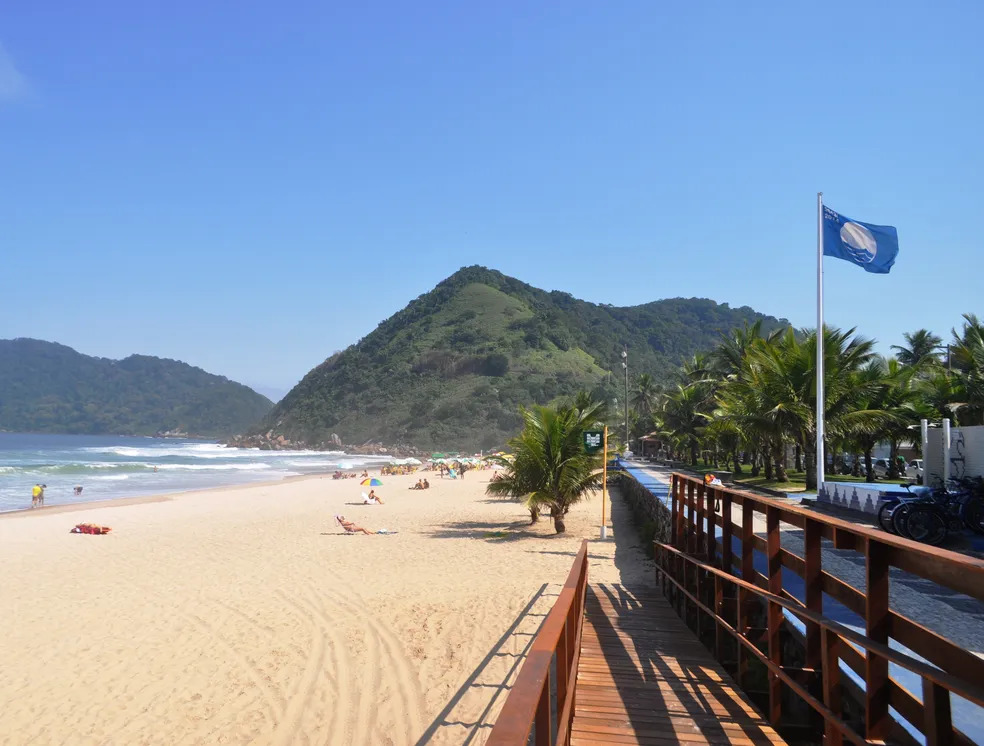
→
(414, 583, 557, 745)
(586, 582, 776, 744)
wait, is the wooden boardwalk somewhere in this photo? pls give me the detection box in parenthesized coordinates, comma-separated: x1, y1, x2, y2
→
(571, 583, 787, 746)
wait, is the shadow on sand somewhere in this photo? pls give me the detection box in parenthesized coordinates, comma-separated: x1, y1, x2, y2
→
(413, 583, 556, 745)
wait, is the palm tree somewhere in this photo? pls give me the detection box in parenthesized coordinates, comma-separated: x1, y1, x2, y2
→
(949, 313, 984, 425)
(632, 373, 659, 418)
(486, 402, 603, 533)
(656, 381, 713, 466)
(723, 326, 881, 489)
(891, 329, 943, 368)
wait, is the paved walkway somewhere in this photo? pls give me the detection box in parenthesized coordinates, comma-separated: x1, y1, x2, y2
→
(571, 583, 786, 746)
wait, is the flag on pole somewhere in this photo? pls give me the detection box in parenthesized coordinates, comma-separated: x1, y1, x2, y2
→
(822, 206, 899, 274)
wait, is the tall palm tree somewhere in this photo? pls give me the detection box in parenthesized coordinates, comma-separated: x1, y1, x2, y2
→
(656, 381, 713, 466)
(711, 321, 766, 379)
(632, 373, 659, 418)
(486, 402, 603, 533)
(726, 326, 881, 489)
(891, 329, 943, 368)
(949, 313, 984, 425)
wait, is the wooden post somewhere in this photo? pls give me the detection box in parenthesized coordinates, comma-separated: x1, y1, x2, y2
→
(766, 506, 782, 726)
(687, 480, 697, 554)
(535, 675, 551, 744)
(865, 538, 890, 741)
(737, 501, 755, 689)
(600, 426, 608, 539)
(706, 485, 717, 565)
(696, 482, 706, 557)
(821, 628, 844, 746)
(923, 678, 953, 746)
(670, 474, 679, 546)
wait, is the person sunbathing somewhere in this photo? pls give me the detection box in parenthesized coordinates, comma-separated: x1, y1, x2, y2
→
(410, 479, 424, 490)
(423, 479, 430, 489)
(335, 515, 374, 534)
(362, 489, 384, 504)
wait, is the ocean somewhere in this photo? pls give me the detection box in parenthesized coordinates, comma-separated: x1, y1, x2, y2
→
(0, 432, 394, 513)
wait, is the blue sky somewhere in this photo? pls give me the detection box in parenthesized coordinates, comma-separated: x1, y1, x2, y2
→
(2, 2, 981, 400)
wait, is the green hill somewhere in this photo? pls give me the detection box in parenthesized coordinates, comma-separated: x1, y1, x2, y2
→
(260, 266, 787, 451)
(0, 339, 273, 436)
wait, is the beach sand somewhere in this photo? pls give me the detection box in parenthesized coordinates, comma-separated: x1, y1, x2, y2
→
(0, 469, 653, 745)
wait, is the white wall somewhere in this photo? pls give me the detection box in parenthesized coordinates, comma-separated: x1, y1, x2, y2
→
(925, 424, 984, 486)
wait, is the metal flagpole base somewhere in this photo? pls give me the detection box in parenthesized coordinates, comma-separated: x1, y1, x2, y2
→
(600, 526, 608, 540)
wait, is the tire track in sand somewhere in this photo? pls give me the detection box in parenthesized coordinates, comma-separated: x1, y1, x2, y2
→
(310, 577, 427, 744)
(118, 575, 284, 731)
(279, 587, 352, 743)
(272, 588, 351, 746)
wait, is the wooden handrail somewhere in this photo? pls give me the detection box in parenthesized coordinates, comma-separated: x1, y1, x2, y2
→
(657, 542, 984, 708)
(486, 539, 589, 746)
(661, 472, 984, 746)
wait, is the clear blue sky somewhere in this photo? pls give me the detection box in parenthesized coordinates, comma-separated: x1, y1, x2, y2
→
(2, 2, 981, 400)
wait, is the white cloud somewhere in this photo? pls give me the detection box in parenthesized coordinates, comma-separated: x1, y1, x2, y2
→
(0, 43, 28, 102)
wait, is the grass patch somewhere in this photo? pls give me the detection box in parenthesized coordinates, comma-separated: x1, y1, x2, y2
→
(680, 465, 908, 493)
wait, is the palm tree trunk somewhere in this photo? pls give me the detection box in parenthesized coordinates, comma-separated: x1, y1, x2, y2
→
(852, 453, 862, 478)
(804, 441, 817, 491)
(551, 505, 566, 534)
(763, 450, 773, 480)
(887, 440, 900, 479)
(773, 440, 788, 482)
(733, 449, 742, 475)
(689, 438, 698, 466)
(750, 449, 760, 477)
(795, 445, 802, 472)
(864, 448, 875, 483)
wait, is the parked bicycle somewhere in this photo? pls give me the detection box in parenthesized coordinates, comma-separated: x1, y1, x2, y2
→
(876, 476, 984, 546)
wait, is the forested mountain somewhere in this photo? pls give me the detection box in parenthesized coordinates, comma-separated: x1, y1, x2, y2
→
(0, 339, 273, 436)
(259, 266, 787, 451)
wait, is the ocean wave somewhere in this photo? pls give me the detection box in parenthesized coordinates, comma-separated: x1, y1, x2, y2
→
(153, 463, 272, 471)
(90, 474, 131, 481)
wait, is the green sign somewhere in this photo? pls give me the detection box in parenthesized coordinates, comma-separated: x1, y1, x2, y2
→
(583, 430, 604, 454)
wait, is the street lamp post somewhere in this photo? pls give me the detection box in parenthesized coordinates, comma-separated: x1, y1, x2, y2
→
(621, 350, 628, 456)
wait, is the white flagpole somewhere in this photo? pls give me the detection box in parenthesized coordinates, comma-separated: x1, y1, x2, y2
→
(816, 192, 825, 493)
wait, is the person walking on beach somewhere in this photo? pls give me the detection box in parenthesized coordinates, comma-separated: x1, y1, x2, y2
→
(31, 483, 46, 508)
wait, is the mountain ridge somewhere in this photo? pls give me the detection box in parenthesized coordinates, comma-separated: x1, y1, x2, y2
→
(256, 266, 789, 451)
(0, 338, 274, 437)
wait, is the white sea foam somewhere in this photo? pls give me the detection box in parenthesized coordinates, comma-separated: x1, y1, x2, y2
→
(153, 463, 273, 471)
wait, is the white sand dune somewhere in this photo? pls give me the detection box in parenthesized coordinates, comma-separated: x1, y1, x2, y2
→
(0, 469, 651, 745)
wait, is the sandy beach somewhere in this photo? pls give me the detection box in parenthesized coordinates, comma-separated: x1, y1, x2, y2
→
(0, 469, 652, 745)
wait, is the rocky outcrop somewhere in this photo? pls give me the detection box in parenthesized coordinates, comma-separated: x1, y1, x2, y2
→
(223, 431, 427, 457)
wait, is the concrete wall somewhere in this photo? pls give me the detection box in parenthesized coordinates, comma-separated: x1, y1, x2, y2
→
(926, 425, 984, 486)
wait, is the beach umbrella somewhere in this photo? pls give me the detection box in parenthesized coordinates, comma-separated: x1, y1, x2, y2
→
(360, 478, 383, 486)
(431, 452, 447, 459)
(405, 457, 422, 465)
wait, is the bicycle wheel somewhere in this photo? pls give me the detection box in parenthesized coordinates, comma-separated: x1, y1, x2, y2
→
(963, 498, 984, 536)
(892, 502, 916, 538)
(877, 501, 899, 533)
(905, 506, 948, 546)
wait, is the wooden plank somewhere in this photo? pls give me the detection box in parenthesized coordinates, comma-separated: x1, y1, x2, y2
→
(572, 584, 786, 746)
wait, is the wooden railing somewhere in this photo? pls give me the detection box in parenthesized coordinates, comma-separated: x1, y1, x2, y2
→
(486, 540, 589, 746)
(658, 472, 984, 746)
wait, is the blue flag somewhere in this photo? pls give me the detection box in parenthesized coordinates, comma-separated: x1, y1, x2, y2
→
(822, 206, 898, 274)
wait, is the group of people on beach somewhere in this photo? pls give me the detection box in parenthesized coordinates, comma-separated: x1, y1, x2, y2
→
(29, 483, 86, 509)
(410, 478, 430, 490)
